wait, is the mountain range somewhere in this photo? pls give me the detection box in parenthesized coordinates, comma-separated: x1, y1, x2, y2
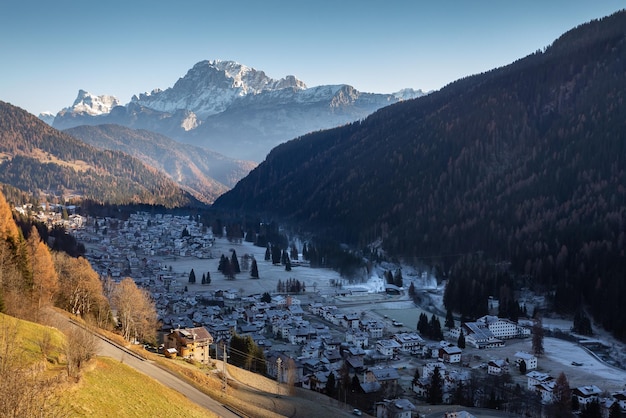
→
(213, 11, 626, 340)
(48, 60, 426, 162)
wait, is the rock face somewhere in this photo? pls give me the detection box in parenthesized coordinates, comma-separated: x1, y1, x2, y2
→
(51, 60, 426, 161)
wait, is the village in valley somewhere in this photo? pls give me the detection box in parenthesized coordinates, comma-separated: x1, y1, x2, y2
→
(26, 205, 626, 417)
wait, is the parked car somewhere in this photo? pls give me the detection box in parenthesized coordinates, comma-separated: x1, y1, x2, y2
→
(353, 409, 362, 416)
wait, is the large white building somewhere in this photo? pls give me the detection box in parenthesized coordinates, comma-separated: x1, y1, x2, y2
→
(475, 315, 531, 339)
(450, 315, 530, 348)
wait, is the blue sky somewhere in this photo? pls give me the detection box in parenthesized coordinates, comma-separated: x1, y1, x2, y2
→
(1, 1, 624, 115)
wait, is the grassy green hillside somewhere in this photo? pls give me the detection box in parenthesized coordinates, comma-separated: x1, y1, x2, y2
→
(0, 313, 216, 417)
(60, 357, 217, 418)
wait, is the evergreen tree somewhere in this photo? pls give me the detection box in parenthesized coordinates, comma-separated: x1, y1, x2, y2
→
(519, 359, 527, 374)
(188, 268, 196, 284)
(231, 250, 241, 274)
(218, 254, 227, 272)
(573, 309, 593, 335)
(457, 328, 466, 349)
(271, 244, 281, 265)
(417, 312, 429, 335)
(393, 269, 403, 287)
(264, 245, 271, 261)
(206, 272, 211, 285)
(429, 314, 443, 340)
(412, 368, 420, 388)
(385, 270, 394, 285)
(427, 366, 443, 404)
(219, 254, 234, 278)
(351, 374, 360, 391)
(201, 273, 206, 284)
(302, 243, 309, 260)
(453, 380, 467, 406)
(290, 243, 298, 261)
(285, 257, 291, 271)
(445, 308, 455, 329)
(261, 292, 271, 303)
(250, 259, 259, 279)
(532, 316, 545, 356)
(580, 399, 601, 418)
(408, 282, 416, 298)
(325, 372, 336, 398)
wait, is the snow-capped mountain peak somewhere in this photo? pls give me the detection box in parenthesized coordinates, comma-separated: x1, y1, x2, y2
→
(37, 111, 55, 126)
(130, 60, 307, 118)
(392, 88, 429, 101)
(64, 89, 121, 116)
(51, 59, 429, 162)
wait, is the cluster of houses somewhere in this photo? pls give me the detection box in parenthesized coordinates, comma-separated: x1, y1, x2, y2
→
(526, 370, 626, 414)
(28, 206, 626, 417)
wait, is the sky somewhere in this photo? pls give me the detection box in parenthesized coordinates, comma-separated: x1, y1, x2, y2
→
(1, 1, 624, 116)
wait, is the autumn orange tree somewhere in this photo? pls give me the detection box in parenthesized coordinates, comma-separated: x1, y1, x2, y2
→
(0, 190, 34, 319)
(27, 226, 58, 320)
(53, 252, 110, 328)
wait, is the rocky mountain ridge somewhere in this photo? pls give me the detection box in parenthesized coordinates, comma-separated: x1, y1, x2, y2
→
(48, 60, 427, 161)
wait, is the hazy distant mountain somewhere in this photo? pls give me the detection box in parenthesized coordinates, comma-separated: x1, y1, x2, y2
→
(64, 124, 256, 204)
(38, 111, 55, 125)
(213, 12, 626, 340)
(0, 101, 202, 208)
(50, 60, 427, 161)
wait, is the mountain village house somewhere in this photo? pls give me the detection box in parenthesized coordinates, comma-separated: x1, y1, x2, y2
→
(164, 327, 213, 364)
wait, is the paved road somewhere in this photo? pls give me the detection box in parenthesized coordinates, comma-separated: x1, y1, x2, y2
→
(62, 315, 241, 418)
(98, 340, 239, 417)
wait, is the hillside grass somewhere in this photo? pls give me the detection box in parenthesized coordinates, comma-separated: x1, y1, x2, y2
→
(60, 357, 217, 417)
(0, 312, 66, 369)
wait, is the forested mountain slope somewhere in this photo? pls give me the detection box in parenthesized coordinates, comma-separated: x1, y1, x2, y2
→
(214, 11, 626, 339)
(64, 124, 256, 204)
(0, 102, 202, 207)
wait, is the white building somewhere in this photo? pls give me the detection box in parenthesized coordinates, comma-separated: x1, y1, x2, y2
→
(573, 385, 603, 407)
(476, 315, 530, 339)
(514, 351, 537, 370)
(376, 339, 401, 357)
(487, 359, 508, 375)
(393, 332, 424, 353)
(375, 398, 415, 418)
(526, 370, 554, 390)
(438, 345, 462, 363)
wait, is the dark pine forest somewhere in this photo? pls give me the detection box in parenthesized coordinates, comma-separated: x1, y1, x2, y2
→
(214, 12, 626, 340)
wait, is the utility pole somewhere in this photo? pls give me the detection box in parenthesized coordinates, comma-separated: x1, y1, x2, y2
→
(222, 342, 227, 394)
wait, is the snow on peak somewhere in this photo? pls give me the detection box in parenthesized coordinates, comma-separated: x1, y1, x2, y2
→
(130, 59, 307, 118)
(392, 88, 429, 101)
(65, 89, 121, 116)
(38, 112, 55, 126)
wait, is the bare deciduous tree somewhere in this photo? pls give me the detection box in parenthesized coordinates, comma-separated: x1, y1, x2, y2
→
(112, 277, 157, 344)
(64, 325, 98, 381)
